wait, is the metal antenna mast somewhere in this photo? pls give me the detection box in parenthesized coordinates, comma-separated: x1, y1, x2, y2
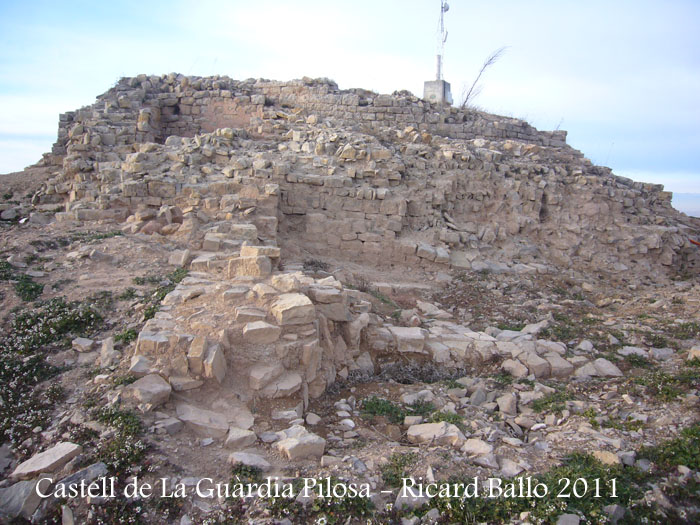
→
(436, 1, 449, 80)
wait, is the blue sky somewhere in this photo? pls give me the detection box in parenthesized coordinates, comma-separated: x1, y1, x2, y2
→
(1, 0, 699, 215)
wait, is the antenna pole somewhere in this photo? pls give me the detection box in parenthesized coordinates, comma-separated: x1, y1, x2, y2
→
(436, 0, 448, 80)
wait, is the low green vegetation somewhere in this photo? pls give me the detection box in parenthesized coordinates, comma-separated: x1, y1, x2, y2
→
(0, 297, 101, 451)
(381, 451, 418, 487)
(428, 411, 466, 432)
(632, 367, 699, 401)
(268, 477, 375, 525)
(623, 353, 651, 368)
(136, 267, 189, 320)
(0, 261, 44, 301)
(430, 452, 645, 524)
(93, 406, 148, 477)
(361, 396, 438, 425)
(117, 287, 137, 300)
(496, 321, 526, 331)
(361, 396, 405, 424)
(114, 328, 138, 345)
(640, 424, 700, 471)
(531, 391, 573, 414)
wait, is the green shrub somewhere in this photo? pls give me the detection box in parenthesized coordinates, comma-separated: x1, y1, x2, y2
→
(114, 328, 138, 345)
(531, 391, 573, 414)
(639, 424, 700, 471)
(381, 452, 418, 487)
(361, 396, 405, 424)
(428, 411, 466, 432)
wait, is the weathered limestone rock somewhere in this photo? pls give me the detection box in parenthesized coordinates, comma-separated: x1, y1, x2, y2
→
(523, 351, 551, 378)
(0, 480, 42, 520)
(203, 344, 226, 384)
(407, 421, 465, 448)
(175, 403, 229, 439)
(270, 293, 315, 325)
(229, 452, 271, 471)
(261, 372, 302, 398)
(72, 337, 94, 352)
(275, 426, 326, 460)
(593, 450, 621, 466)
(502, 358, 528, 378)
(187, 335, 207, 375)
(545, 354, 575, 377)
(169, 376, 203, 391)
(129, 355, 154, 377)
(99, 337, 120, 367)
(389, 326, 426, 353)
(227, 256, 272, 278)
(240, 245, 281, 258)
(124, 373, 172, 408)
(497, 393, 518, 416)
(225, 427, 257, 449)
(169, 249, 191, 266)
(688, 346, 700, 361)
(11, 442, 82, 479)
(593, 358, 623, 377)
(242, 321, 281, 344)
(249, 363, 284, 390)
(461, 438, 494, 456)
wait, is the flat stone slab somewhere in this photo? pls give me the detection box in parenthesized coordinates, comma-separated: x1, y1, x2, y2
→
(225, 427, 257, 449)
(12, 442, 82, 480)
(175, 403, 229, 439)
(243, 321, 282, 344)
(0, 480, 42, 520)
(229, 452, 271, 471)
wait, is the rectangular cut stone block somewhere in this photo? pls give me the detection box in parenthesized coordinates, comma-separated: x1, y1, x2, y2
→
(240, 245, 281, 258)
(229, 223, 258, 240)
(243, 321, 282, 344)
(227, 256, 272, 278)
(135, 331, 170, 354)
(261, 372, 302, 398)
(389, 326, 426, 353)
(188, 335, 207, 375)
(125, 373, 172, 408)
(270, 293, 316, 325)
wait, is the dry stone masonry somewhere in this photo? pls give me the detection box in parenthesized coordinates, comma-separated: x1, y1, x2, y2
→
(23, 73, 700, 429)
(3, 73, 699, 524)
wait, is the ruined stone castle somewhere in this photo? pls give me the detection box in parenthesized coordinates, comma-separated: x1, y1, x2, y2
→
(28, 74, 699, 414)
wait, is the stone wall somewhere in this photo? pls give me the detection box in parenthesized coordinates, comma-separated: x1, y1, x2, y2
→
(38, 73, 699, 277)
(48, 74, 567, 167)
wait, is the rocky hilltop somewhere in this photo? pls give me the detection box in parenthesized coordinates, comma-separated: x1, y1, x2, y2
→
(0, 75, 698, 524)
